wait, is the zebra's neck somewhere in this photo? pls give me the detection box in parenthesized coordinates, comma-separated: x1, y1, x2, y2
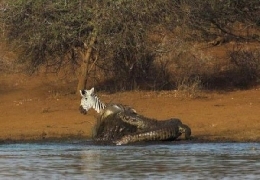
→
(92, 98, 137, 119)
(90, 94, 136, 117)
(92, 95, 106, 114)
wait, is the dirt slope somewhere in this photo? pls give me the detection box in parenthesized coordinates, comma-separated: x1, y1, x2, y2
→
(0, 73, 260, 143)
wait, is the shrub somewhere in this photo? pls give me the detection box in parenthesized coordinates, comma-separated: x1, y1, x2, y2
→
(228, 48, 260, 87)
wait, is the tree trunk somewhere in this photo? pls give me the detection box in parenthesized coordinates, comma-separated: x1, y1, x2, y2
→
(77, 32, 97, 92)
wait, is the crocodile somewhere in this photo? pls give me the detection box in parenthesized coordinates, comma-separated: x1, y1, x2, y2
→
(91, 105, 191, 145)
(92, 108, 137, 143)
(117, 111, 191, 140)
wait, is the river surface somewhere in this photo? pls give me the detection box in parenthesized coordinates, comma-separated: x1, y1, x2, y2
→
(0, 141, 260, 180)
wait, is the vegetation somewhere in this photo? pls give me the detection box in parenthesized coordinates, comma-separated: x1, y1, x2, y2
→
(180, 0, 260, 42)
(1, 0, 260, 92)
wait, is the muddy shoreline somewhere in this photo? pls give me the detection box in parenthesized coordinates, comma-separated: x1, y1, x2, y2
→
(1, 75, 260, 145)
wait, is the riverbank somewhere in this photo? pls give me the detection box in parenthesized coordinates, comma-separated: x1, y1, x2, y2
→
(1, 74, 260, 143)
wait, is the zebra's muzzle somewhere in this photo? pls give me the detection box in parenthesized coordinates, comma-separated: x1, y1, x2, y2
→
(79, 105, 87, 115)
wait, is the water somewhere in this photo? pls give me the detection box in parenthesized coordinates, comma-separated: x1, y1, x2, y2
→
(0, 142, 260, 180)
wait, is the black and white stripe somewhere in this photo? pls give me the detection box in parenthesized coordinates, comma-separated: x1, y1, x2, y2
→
(93, 95, 106, 113)
(80, 87, 136, 115)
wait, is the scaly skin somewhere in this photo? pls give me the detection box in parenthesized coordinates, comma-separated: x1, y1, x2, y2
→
(93, 113, 137, 143)
(85, 104, 191, 145)
(117, 111, 191, 140)
(115, 125, 180, 145)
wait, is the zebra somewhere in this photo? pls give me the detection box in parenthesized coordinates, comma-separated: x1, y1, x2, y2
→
(79, 87, 136, 119)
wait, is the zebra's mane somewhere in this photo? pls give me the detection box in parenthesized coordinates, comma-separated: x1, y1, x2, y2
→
(92, 94, 106, 113)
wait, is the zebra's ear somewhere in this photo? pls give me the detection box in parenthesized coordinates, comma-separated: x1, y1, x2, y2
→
(89, 87, 95, 94)
(79, 90, 85, 97)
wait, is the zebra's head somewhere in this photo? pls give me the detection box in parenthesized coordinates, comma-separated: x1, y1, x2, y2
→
(79, 87, 106, 114)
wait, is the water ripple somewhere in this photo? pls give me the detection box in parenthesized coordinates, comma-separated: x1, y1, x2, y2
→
(0, 142, 260, 179)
